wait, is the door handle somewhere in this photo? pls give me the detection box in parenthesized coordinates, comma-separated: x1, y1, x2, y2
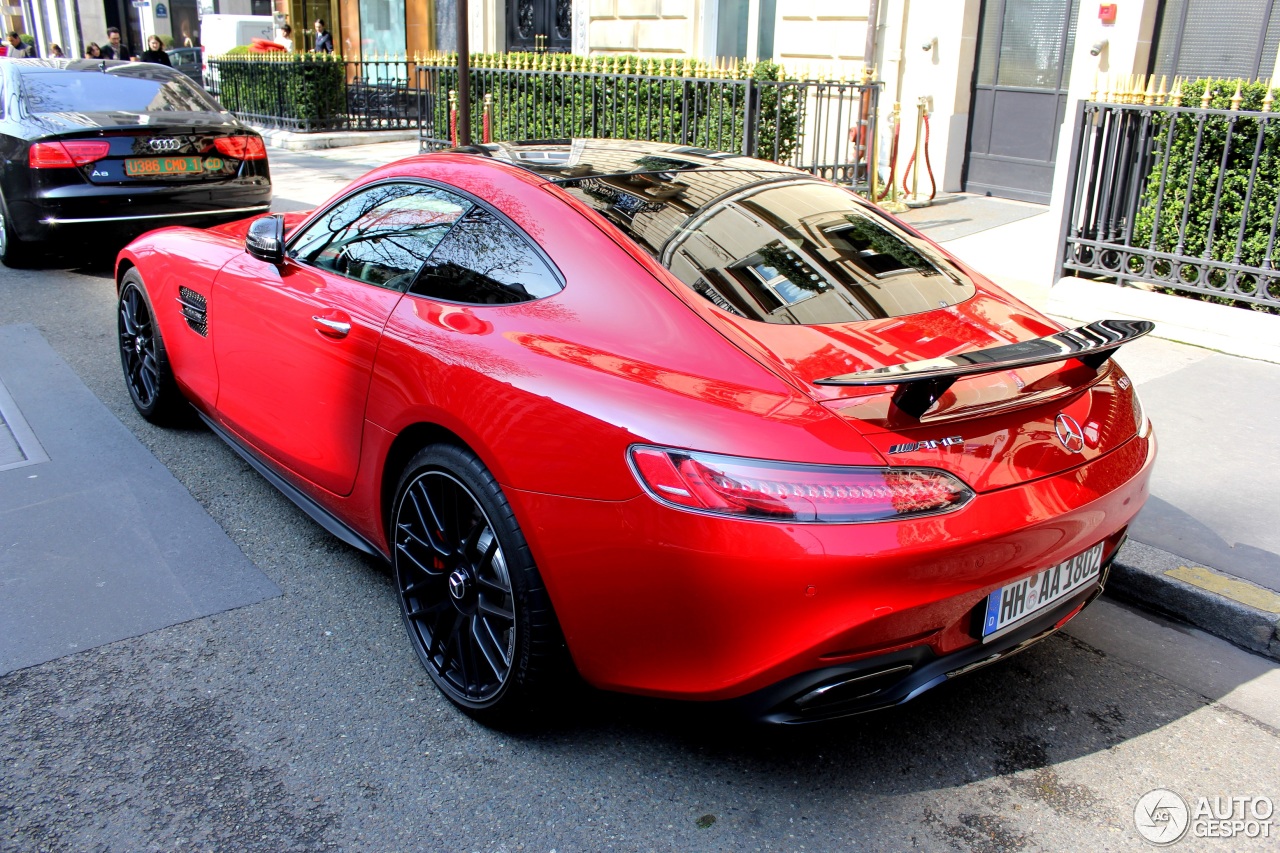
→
(313, 313, 351, 338)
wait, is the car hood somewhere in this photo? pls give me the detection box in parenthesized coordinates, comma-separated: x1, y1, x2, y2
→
(699, 286, 1145, 492)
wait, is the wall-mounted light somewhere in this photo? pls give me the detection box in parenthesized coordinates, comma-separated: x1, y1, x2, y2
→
(1090, 39, 1108, 57)
(922, 36, 937, 52)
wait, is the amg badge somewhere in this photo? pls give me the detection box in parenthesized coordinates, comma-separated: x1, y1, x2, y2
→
(888, 436, 964, 454)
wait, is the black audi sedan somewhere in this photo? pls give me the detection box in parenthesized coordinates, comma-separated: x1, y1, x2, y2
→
(0, 59, 271, 266)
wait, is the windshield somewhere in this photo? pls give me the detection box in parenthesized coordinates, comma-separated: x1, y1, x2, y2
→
(19, 66, 221, 114)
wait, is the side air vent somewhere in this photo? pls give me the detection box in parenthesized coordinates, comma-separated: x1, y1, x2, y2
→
(177, 287, 208, 336)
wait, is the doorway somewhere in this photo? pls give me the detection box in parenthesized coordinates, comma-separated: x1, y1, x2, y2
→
(963, 0, 1078, 204)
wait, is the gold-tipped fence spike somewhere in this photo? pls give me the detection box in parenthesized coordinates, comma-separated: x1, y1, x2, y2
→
(1145, 76, 1157, 105)
(1157, 75, 1168, 104)
(1090, 71, 1099, 102)
(1230, 80, 1244, 110)
(1263, 87, 1275, 112)
(1201, 80, 1214, 109)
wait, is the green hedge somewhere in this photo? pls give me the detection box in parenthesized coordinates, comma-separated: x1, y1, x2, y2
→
(215, 53, 347, 127)
(429, 54, 801, 160)
(1133, 79, 1280, 311)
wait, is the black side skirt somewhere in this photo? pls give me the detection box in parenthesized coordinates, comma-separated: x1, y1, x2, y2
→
(197, 412, 385, 559)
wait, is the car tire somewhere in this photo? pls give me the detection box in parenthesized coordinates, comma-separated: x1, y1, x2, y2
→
(391, 443, 567, 726)
(0, 198, 32, 268)
(117, 270, 185, 424)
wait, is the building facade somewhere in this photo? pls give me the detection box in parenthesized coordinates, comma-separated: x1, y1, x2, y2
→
(15, 0, 1280, 211)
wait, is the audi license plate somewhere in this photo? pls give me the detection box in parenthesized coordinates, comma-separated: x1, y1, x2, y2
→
(981, 542, 1104, 642)
(124, 156, 202, 177)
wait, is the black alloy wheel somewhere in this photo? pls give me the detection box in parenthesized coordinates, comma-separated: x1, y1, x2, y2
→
(392, 444, 564, 723)
(118, 271, 183, 423)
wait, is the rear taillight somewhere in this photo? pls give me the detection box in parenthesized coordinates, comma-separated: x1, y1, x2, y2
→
(629, 446, 973, 523)
(29, 140, 111, 168)
(213, 135, 267, 160)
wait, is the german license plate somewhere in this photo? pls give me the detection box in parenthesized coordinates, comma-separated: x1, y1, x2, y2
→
(124, 156, 202, 177)
(981, 542, 1104, 642)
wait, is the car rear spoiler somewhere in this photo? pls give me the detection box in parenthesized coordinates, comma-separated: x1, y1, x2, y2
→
(814, 319, 1154, 419)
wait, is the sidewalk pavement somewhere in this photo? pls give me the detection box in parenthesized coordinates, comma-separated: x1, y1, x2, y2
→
(262, 134, 1280, 661)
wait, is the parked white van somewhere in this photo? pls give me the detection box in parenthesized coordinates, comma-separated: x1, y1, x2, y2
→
(199, 14, 276, 93)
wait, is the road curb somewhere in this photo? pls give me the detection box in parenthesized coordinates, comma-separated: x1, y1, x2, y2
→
(1105, 540, 1280, 662)
(253, 127, 420, 151)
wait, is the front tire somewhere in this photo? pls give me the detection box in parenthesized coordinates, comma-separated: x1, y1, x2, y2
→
(118, 270, 185, 424)
(391, 444, 566, 726)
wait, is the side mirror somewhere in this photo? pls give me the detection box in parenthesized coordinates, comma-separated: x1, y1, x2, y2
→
(246, 215, 285, 265)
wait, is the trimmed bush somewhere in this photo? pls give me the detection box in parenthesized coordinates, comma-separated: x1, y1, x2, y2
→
(1133, 79, 1280, 312)
(426, 54, 802, 159)
(215, 53, 347, 129)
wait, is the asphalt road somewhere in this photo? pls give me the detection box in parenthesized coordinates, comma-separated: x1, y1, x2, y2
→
(0, 158, 1277, 851)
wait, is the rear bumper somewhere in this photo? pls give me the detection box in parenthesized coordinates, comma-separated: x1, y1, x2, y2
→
(727, 564, 1110, 723)
(505, 431, 1155, 708)
(7, 175, 271, 243)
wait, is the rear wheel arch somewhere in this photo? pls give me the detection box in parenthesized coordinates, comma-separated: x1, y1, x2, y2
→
(381, 423, 470, 542)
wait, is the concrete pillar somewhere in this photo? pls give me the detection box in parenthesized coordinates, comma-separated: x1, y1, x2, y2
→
(888, 0, 981, 194)
(1044, 0, 1162, 282)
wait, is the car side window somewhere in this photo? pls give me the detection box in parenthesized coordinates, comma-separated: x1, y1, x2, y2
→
(410, 207, 562, 304)
(289, 183, 471, 291)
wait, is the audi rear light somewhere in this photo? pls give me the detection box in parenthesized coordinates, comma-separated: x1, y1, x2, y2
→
(29, 140, 111, 168)
(213, 135, 267, 160)
(629, 446, 973, 523)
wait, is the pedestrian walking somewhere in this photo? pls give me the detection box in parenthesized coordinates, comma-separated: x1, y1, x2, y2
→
(139, 35, 171, 66)
(85, 42, 102, 58)
(101, 27, 131, 60)
(312, 19, 333, 53)
(49, 44, 65, 57)
(5, 32, 34, 58)
(276, 23, 294, 52)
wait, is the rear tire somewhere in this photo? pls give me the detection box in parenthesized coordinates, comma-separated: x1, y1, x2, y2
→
(118, 270, 185, 424)
(0, 201, 33, 268)
(390, 443, 568, 727)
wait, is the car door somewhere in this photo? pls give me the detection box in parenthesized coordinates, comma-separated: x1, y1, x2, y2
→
(211, 181, 471, 495)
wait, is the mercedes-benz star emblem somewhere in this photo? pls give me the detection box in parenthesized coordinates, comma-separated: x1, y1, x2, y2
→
(1055, 413, 1086, 453)
(149, 138, 181, 151)
(447, 570, 468, 600)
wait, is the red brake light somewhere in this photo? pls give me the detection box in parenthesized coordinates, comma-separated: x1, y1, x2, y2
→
(30, 140, 110, 168)
(629, 446, 973, 523)
(213, 135, 267, 160)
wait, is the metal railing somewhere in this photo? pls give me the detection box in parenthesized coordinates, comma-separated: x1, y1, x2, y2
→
(208, 56, 422, 132)
(209, 54, 882, 192)
(1058, 80, 1280, 310)
(415, 63, 880, 191)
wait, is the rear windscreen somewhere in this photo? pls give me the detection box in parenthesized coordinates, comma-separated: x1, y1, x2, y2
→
(664, 181, 975, 324)
(19, 67, 220, 114)
(554, 169, 975, 325)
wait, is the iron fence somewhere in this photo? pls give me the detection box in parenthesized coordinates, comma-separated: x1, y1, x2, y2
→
(1058, 87, 1280, 310)
(209, 55, 881, 192)
(415, 64, 880, 191)
(209, 56, 423, 132)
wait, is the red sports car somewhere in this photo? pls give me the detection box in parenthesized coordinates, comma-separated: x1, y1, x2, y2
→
(115, 140, 1154, 725)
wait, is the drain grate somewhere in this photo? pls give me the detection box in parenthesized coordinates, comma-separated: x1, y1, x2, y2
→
(0, 378, 49, 471)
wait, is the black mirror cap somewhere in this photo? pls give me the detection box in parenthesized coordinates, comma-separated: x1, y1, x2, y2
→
(246, 215, 285, 265)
